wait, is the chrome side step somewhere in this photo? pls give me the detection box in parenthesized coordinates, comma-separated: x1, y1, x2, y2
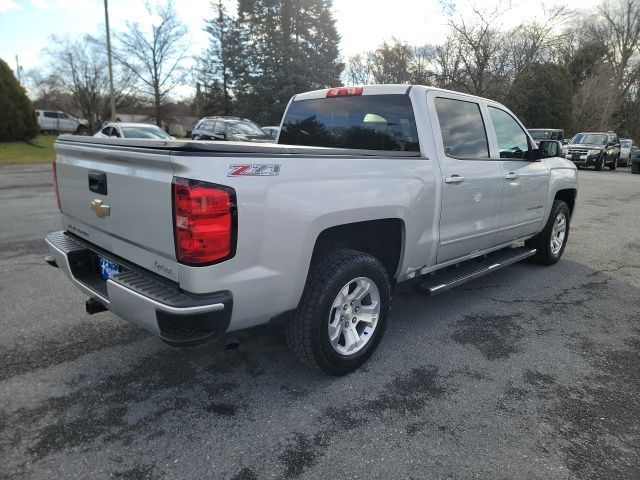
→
(414, 247, 536, 296)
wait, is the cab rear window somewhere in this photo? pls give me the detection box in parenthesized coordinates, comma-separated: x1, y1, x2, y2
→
(279, 94, 420, 151)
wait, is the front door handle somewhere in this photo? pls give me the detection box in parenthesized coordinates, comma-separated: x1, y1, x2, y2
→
(445, 175, 465, 184)
(505, 172, 519, 180)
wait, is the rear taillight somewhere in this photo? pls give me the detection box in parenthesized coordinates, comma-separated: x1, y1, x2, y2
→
(52, 162, 61, 212)
(326, 86, 363, 97)
(172, 177, 237, 266)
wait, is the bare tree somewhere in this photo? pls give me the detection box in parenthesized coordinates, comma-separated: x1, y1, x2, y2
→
(42, 35, 130, 131)
(115, 0, 189, 126)
(592, 0, 640, 95)
(344, 53, 372, 85)
(409, 45, 437, 84)
(572, 61, 619, 130)
(506, 4, 571, 76)
(445, 3, 513, 98)
(431, 37, 465, 90)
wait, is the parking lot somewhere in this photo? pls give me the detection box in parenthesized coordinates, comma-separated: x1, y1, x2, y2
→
(1, 163, 639, 479)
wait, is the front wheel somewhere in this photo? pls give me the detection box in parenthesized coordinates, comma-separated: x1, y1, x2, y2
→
(287, 249, 391, 375)
(526, 200, 570, 265)
(595, 153, 605, 171)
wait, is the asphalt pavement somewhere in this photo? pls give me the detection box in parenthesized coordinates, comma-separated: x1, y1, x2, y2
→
(1, 163, 639, 479)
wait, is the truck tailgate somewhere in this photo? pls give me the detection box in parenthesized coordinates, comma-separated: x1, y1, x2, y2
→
(55, 141, 178, 281)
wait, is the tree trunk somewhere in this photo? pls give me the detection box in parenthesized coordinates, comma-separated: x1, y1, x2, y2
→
(154, 86, 161, 127)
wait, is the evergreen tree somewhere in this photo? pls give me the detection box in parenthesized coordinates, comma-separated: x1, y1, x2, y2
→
(233, 0, 343, 124)
(198, 1, 236, 116)
(507, 62, 573, 132)
(0, 58, 39, 141)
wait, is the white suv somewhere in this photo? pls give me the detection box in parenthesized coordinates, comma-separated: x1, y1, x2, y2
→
(36, 110, 89, 134)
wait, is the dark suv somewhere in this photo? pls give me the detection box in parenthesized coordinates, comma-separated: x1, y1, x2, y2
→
(562, 131, 620, 171)
(528, 128, 564, 142)
(191, 116, 273, 143)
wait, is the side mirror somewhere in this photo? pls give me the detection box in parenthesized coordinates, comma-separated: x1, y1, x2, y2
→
(538, 140, 562, 159)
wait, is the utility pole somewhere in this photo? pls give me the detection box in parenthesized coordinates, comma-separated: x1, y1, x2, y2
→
(104, 0, 116, 121)
(15, 55, 21, 84)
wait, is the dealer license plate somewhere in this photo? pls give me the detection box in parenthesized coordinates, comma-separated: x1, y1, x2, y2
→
(98, 256, 120, 280)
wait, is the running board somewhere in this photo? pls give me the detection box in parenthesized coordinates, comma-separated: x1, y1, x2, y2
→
(415, 247, 537, 296)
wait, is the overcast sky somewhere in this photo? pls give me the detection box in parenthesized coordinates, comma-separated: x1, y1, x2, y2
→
(0, 0, 601, 96)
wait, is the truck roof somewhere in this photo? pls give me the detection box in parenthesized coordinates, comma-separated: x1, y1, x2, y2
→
(292, 84, 500, 104)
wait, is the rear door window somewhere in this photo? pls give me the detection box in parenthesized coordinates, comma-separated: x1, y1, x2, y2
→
(44, 111, 58, 118)
(279, 94, 419, 151)
(434, 97, 489, 159)
(213, 121, 225, 135)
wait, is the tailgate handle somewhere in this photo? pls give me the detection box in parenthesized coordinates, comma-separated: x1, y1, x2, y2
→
(88, 170, 107, 195)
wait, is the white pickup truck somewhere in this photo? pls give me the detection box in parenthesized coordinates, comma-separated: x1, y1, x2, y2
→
(46, 85, 578, 375)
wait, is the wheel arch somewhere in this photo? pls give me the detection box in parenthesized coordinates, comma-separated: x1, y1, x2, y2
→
(310, 218, 405, 283)
(554, 188, 577, 216)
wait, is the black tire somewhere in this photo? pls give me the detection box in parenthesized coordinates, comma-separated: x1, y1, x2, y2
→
(609, 157, 617, 170)
(287, 249, 391, 375)
(526, 200, 571, 265)
(595, 153, 605, 171)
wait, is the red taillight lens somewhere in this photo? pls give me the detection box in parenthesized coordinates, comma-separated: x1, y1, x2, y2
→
(172, 177, 236, 265)
(52, 162, 61, 212)
(326, 86, 363, 97)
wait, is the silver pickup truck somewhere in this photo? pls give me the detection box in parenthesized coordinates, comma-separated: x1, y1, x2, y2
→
(46, 84, 578, 375)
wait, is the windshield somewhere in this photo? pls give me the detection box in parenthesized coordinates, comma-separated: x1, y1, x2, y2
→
(226, 121, 265, 136)
(620, 140, 631, 148)
(121, 126, 171, 139)
(571, 133, 607, 146)
(279, 94, 420, 151)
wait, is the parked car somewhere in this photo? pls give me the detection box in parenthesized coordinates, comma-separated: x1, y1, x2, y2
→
(191, 116, 273, 142)
(46, 84, 577, 375)
(528, 128, 564, 143)
(94, 123, 173, 140)
(562, 131, 620, 170)
(261, 125, 280, 140)
(618, 139, 633, 167)
(630, 147, 640, 174)
(37, 110, 89, 134)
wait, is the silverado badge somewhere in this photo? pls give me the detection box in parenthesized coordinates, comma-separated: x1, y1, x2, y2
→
(90, 199, 111, 218)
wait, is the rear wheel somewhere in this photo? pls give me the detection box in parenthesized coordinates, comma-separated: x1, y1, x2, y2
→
(287, 249, 391, 375)
(526, 200, 570, 265)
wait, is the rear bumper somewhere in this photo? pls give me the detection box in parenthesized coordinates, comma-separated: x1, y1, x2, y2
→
(45, 231, 232, 347)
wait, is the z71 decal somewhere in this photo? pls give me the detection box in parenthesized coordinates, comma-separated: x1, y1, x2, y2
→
(228, 164, 281, 177)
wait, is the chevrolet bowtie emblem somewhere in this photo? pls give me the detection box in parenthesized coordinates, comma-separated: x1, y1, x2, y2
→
(90, 199, 111, 218)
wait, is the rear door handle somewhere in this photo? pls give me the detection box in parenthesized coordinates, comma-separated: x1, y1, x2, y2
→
(504, 172, 519, 180)
(445, 175, 465, 184)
